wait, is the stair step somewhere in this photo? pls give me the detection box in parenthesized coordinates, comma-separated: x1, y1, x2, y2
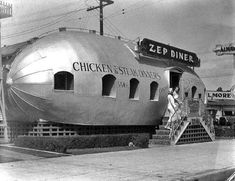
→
(150, 139, 171, 145)
(177, 139, 211, 145)
(179, 135, 210, 140)
(152, 134, 169, 140)
(162, 117, 169, 125)
(155, 130, 170, 135)
(159, 125, 169, 130)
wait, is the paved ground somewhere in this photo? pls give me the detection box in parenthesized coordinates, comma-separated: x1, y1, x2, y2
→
(0, 139, 234, 181)
(0, 145, 69, 163)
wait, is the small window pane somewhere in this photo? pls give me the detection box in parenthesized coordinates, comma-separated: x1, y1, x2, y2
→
(54, 71, 74, 90)
(102, 74, 116, 97)
(198, 93, 202, 99)
(129, 78, 139, 99)
(150, 81, 159, 101)
(192, 86, 197, 99)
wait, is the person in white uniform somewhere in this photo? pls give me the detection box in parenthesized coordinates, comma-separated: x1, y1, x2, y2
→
(173, 86, 182, 120)
(165, 88, 176, 130)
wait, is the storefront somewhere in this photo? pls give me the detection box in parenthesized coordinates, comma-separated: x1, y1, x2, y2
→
(206, 86, 235, 126)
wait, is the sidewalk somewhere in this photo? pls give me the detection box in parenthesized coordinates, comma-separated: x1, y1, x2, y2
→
(0, 139, 234, 181)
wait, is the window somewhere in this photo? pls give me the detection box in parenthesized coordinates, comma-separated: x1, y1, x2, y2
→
(150, 81, 159, 101)
(224, 111, 233, 116)
(129, 78, 139, 99)
(191, 86, 197, 99)
(102, 74, 116, 97)
(198, 93, 202, 99)
(54, 71, 74, 90)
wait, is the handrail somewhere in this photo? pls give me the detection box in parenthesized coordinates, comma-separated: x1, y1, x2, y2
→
(170, 98, 203, 138)
(169, 97, 188, 139)
(198, 98, 215, 135)
(169, 98, 215, 141)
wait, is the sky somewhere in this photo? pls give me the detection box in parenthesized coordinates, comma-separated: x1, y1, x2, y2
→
(1, 0, 235, 90)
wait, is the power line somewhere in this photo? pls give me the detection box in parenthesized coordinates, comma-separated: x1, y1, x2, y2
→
(92, 0, 126, 38)
(9, 0, 82, 20)
(93, 9, 120, 37)
(104, 0, 153, 20)
(2, 7, 87, 39)
(87, 0, 114, 35)
(2, 8, 85, 29)
(2, 0, 153, 40)
(105, 18, 126, 38)
(104, 0, 145, 20)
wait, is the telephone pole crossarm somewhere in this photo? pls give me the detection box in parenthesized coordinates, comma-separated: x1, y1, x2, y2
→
(87, 0, 113, 11)
(86, 0, 114, 36)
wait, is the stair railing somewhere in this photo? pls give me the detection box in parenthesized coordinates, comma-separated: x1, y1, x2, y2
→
(199, 98, 215, 137)
(169, 98, 188, 140)
(197, 98, 215, 134)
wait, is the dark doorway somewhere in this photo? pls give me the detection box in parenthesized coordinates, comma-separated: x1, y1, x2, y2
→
(170, 71, 181, 89)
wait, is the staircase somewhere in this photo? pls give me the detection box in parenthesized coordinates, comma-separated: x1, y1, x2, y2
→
(0, 112, 8, 143)
(149, 117, 170, 145)
(0, 112, 4, 139)
(150, 116, 214, 145)
(150, 99, 215, 145)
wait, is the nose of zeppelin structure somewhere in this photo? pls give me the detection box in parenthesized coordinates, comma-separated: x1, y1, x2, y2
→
(5, 33, 76, 122)
(6, 47, 53, 121)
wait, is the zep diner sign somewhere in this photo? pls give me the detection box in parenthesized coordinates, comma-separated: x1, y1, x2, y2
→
(139, 38, 200, 67)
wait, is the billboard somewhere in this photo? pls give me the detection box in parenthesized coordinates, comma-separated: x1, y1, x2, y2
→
(207, 91, 234, 100)
(213, 43, 235, 56)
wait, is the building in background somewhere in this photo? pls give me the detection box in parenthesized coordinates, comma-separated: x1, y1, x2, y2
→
(206, 86, 235, 126)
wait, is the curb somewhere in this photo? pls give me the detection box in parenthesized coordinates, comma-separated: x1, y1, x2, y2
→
(0, 144, 71, 156)
(183, 167, 235, 181)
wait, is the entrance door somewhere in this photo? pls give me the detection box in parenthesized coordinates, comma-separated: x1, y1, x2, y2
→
(170, 71, 182, 90)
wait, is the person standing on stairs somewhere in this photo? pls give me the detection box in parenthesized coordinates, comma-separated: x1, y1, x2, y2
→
(173, 87, 180, 103)
(173, 86, 182, 121)
(165, 88, 176, 130)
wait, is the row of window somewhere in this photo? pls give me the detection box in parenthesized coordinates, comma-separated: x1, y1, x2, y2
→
(102, 74, 159, 100)
(54, 71, 204, 100)
(191, 86, 202, 99)
(54, 71, 159, 101)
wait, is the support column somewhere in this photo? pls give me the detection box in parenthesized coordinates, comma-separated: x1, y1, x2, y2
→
(0, 1, 12, 143)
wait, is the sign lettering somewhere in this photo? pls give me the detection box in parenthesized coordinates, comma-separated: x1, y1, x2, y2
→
(118, 81, 128, 88)
(73, 61, 161, 80)
(214, 43, 235, 56)
(207, 91, 233, 100)
(139, 38, 200, 67)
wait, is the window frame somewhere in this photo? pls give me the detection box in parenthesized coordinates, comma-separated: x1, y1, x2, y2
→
(102, 74, 116, 98)
(150, 81, 159, 101)
(191, 86, 197, 99)
(54, 71, 74, 91)
(129, 78, 139, 100)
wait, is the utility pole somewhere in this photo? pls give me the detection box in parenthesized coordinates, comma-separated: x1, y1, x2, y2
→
(87, 0, 113, 36)
(0, 1, 12, 143)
